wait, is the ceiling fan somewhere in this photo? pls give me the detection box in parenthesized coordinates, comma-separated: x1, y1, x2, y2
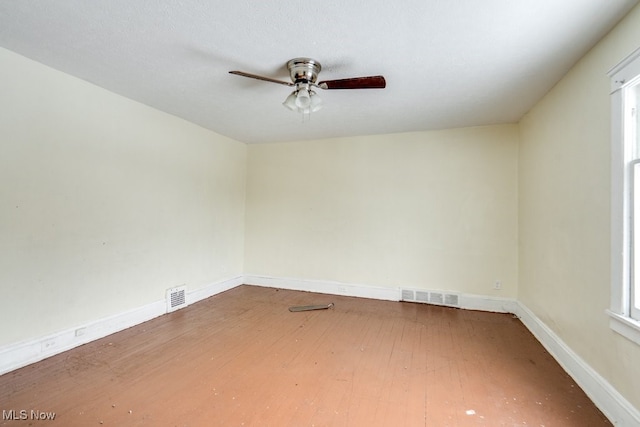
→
(229, 57, 386, 114)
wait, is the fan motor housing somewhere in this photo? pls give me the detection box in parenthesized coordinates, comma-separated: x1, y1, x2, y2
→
(287, 58, 321, 84)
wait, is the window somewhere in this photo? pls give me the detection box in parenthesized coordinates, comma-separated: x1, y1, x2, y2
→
(632, 82, 640, 321)
(609, 47, 640, 344)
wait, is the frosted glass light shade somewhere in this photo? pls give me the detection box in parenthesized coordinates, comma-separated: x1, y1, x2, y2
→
(283, 88, 322, 113)
(295, 89, 311, 108)
(283, 92, 297, 110)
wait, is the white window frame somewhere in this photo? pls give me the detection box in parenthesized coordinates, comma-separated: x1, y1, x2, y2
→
(608, 46, 640, 345)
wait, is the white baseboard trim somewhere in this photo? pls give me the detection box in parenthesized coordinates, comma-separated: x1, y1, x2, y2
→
(243, 274, 402, 301)
(244, 275, 520, 314)
(458, 293, 519, 313)
(188, 275, 244, 305)
(0, 275, 243, 376)
(0, 300, 166, 376)
(515, 302, 640, 426)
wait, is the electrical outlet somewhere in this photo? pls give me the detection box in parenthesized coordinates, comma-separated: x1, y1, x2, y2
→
(75, 327, 86, 337)
(494, 281, 502, 290)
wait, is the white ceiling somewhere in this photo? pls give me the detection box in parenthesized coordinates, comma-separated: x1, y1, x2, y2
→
(0, 1, 638, 144)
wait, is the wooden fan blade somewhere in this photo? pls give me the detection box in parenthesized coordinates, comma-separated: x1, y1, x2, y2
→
(318, 75, 386, 90)
(229, 71, 293, 87)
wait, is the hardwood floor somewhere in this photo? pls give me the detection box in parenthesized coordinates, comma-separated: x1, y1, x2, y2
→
(0, 285, 609, 426)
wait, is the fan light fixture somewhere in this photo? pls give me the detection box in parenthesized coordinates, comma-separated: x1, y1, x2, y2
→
(283, 84, 322, 113)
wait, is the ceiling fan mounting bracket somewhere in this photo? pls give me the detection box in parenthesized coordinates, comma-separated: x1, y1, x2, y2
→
(287, 58, 321, 85)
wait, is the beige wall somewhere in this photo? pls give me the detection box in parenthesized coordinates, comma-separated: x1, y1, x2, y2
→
(519, 5, 640, 409)
(245, 126, 519, 297)
(2, 3, 640, 414)
(0, 48, 247, 346)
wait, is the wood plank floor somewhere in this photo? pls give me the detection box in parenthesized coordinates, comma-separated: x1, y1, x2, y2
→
(0, 285, 609, 426)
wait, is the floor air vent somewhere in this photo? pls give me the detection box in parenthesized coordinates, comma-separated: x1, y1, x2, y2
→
(401, 289, 415, 301)
(429, 292, 444, 305)
(166, 286, 187, 313)
(415, 291, 429, 302)
(444, 293, 459, 306)
(401, 288, 460, 308)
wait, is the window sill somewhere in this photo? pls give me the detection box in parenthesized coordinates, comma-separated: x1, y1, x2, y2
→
(607, 310, 640, 345)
